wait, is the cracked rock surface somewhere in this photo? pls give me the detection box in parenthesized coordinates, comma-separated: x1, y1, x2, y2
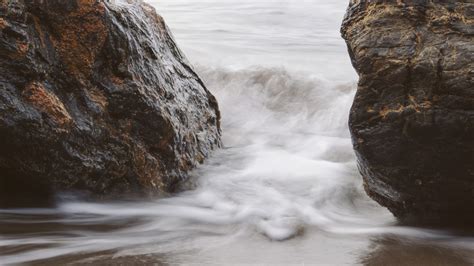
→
(0, 0, 221, 207)
(342, 0, 473, 223)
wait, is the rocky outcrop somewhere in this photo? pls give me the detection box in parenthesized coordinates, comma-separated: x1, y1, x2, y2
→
(0, 0, 221, 207)
(342, 1, 473, 223)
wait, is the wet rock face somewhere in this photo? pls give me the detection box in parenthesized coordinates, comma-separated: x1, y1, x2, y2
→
(342, 1, 473, 223)
(0, 0, 221, 207)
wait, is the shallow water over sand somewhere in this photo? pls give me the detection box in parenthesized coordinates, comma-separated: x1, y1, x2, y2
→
(1, 0, 473, 264)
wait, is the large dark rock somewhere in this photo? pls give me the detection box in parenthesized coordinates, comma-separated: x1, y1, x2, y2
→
(342, 1, 473, 224)
(0, 0, 221, 207)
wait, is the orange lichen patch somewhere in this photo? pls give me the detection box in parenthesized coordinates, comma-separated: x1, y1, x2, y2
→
(23, 82, 72, 127)
(110, 75, 124, 86)
(367, 106, 376, 113)
(408, 95, 417, 104)
(375, 96, 433, 120)
(32, 16, 46, 48)
(365, 4, 401, 21)
(408, 95, 432, 112)
(50, 1, 108, 78)
(16, 41, 29, 57)
(379, 104, 405, 119)
(455, 5, 474, 24)
(0, 17, 8, 30)
(419, 101, 432, 109)
(88, 88, 108, 109)
(427, 4, 473, 26)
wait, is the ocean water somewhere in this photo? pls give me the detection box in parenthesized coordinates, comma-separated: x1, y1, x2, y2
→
(1, 0, 473, 264)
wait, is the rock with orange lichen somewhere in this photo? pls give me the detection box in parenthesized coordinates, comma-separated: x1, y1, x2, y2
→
(22, 82, 73, 128)
(0, 0, 221, 207)
(342, 0, 474, 224)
